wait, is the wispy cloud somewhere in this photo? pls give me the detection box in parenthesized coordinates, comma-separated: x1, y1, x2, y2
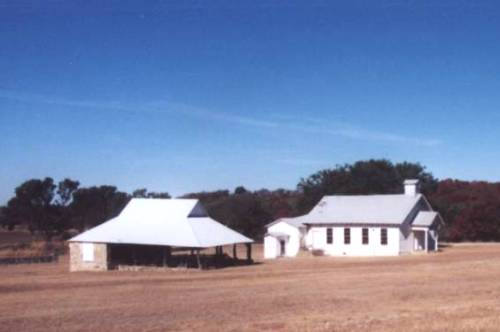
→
(0, 89, 441, 146)
(0, 89, 132, 112)
(144, 100, 279, 128)
(287, 122, 442, 147)
(0, 89, 279, 129)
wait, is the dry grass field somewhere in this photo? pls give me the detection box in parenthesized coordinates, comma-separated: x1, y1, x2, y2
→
(1, 243, 500, 331)
(0, 230, 65, 258)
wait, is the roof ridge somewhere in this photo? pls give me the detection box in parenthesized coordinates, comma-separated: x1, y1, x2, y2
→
(323, 193, 419, 197)
(129, 197, 198, 201)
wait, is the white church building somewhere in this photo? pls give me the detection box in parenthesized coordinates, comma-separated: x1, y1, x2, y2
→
(264, 179, 444, 258)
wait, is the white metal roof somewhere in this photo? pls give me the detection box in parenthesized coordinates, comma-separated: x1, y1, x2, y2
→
(301, 194, 424, 225)
(412, 211, 443, 228)
(266, 216, 307, 229)
(69, 198, 253, 247)
(265, 232, 290, 239)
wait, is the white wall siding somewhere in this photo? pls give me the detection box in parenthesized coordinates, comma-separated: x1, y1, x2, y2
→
(399, 225, 414, 254)
(266, 222, 302, 257)
(306, 226, 400, 256)
(264, 235, 279, 259)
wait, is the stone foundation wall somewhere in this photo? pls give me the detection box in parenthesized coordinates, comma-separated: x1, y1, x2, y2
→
(69, 242, 108, 272)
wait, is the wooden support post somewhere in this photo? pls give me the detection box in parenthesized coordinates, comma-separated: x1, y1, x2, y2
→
(163, 246, 171, 267)
(233, 244, 237, 260)
(166, 246, 171, 260)
(425, 230, 428, 253)
(435, 233, 439, 251)
(132, 246, 137, 265)
(214, 246, 219, 267)
(163, 247, 166, 267)
(196, 249, 202, 270)
(106, 244, 110, 269)
(246, 243, 252, 263)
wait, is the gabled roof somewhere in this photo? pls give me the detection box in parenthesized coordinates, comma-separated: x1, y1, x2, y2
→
(300, 194, 424, 225)
(265, 232, 290, 239)
(412, 211, 444, 228)
(69, 198, 253, 247)
(266, 216, 307, 229)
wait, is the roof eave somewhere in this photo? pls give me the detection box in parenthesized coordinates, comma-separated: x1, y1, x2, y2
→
(304, 222, 403, 227)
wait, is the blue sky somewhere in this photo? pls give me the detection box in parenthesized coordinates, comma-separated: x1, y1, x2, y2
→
(1, 1, 500, 204)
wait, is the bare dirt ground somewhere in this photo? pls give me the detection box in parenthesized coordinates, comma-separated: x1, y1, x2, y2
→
(1, 243, 500, 331)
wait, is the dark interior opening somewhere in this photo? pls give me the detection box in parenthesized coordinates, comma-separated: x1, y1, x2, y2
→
(107, 243, 253, 270)
(108, 243, 167, 267)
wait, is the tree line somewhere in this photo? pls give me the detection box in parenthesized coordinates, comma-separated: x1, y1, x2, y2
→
(1, 159, 499, 242)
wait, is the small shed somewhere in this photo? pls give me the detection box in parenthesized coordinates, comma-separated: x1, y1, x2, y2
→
(68, 198, 253, 271)
(264, 217, 306, 259)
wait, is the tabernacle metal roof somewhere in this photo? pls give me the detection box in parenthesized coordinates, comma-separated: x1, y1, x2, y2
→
(69, 198, 253, 247)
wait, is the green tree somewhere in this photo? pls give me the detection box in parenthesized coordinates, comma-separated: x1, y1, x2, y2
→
(0, 206, 8, 230)
(71, 186, 130, 231)
(206, 192, 272, 240)
(395, 162, 438, 194)
(146, 192, 171, 198)
(132, 188, 170, 198)
(182, 189, 273, 240)
(428, 180, 500, 241)
(132, 188, 148, 198)
(234, 186, 248, 195)
(54, 178, 80, 235)
(3, 178, 61, 239)
(254, 188, 301, 219)
(297, 159, 438, 213)
(56, 178, 80, 206)
(182, 190, 230, 203)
